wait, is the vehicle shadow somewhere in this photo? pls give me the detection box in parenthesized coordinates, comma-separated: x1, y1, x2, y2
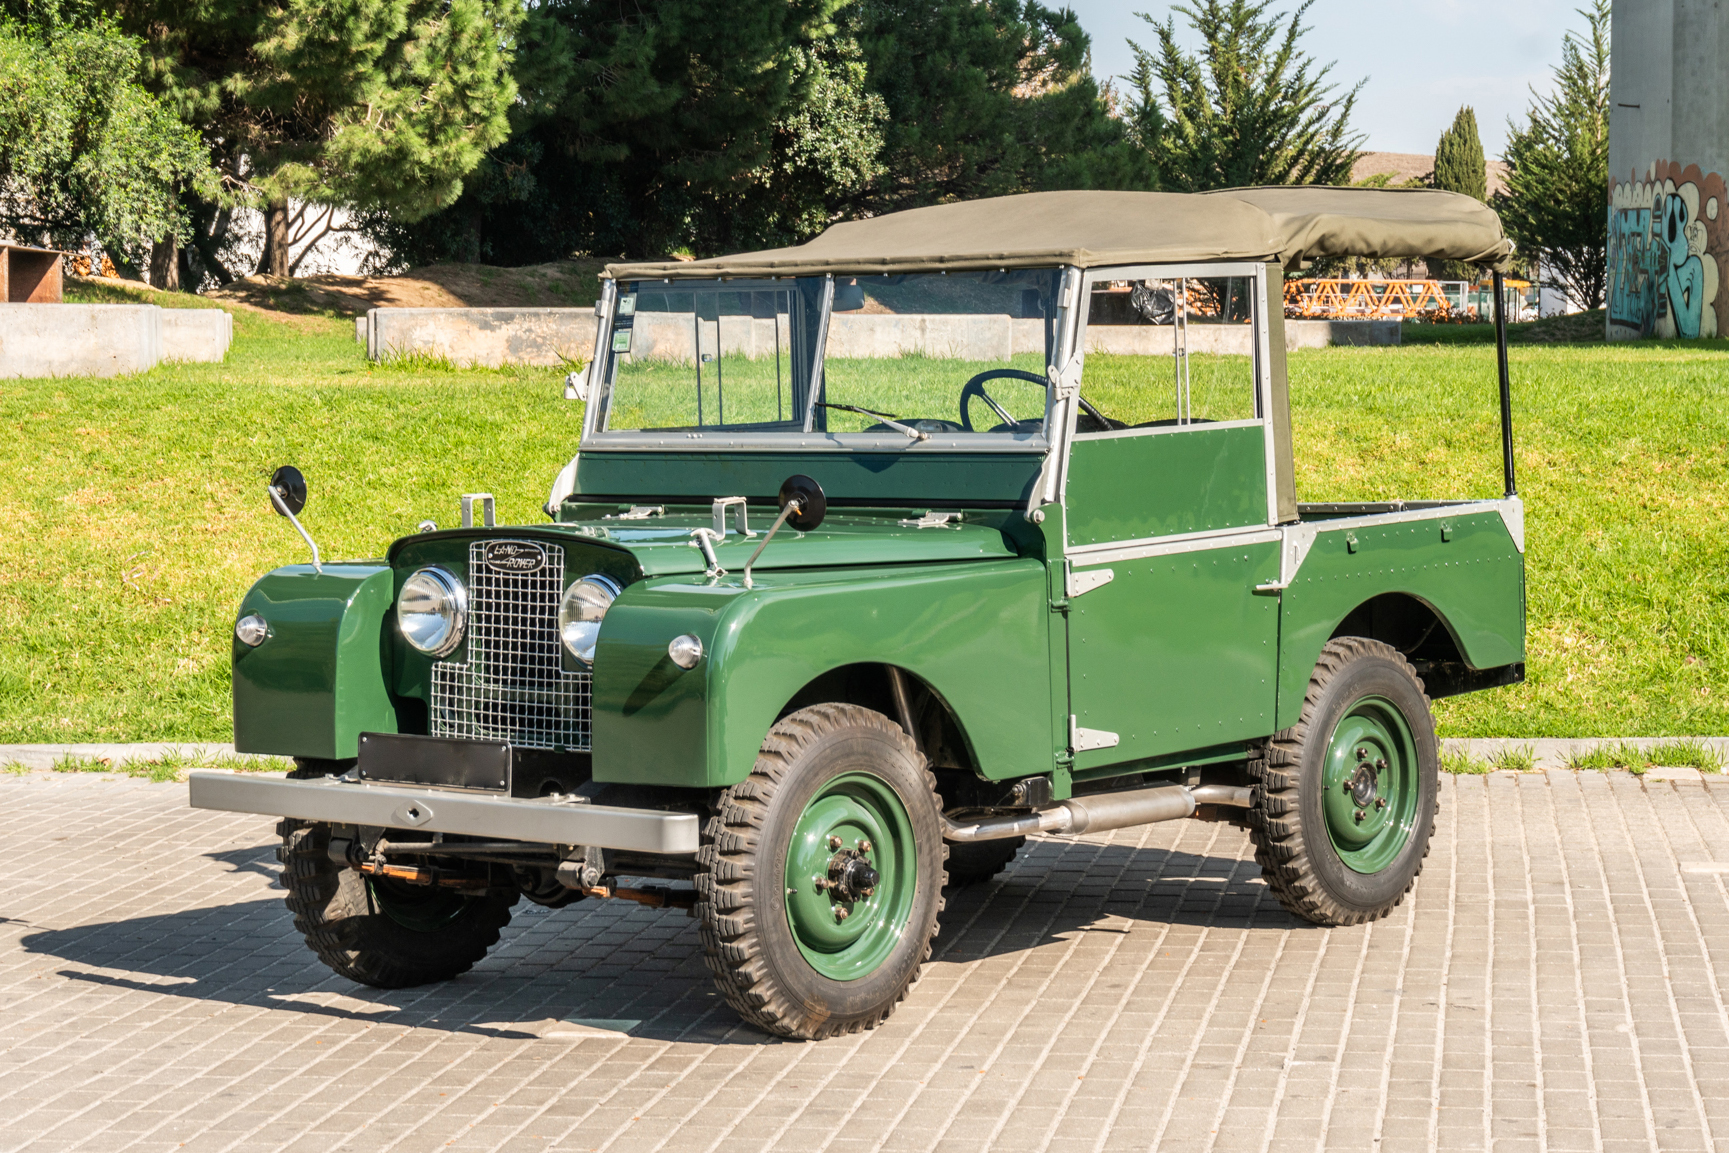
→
(16, 838, 1303, 1046)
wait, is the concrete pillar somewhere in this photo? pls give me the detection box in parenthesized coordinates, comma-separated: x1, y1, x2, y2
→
(1608, 0, 1729, 339)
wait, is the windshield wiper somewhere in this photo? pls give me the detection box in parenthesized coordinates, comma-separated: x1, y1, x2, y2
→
(816, 402, 929, 442)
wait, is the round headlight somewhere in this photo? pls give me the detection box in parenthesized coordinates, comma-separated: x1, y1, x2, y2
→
(559, 574, 623, 666)
(398, 567, 466, 656)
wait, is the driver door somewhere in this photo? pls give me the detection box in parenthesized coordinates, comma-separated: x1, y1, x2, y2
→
(1062, 264, 1282, 773)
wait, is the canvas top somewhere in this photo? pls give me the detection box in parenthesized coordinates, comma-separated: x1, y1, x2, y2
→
(605, 186, 1515, 282)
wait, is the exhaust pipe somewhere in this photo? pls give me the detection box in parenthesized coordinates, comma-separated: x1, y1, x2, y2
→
(941, 782, 1252, 843)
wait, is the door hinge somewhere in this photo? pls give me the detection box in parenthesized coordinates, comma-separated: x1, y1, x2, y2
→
(1069, 715, 1119, 753)
(1066, 567, 1114, 599)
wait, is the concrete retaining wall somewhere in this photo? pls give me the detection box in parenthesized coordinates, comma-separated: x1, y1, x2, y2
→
(0, 304, 230, 378)
(1086, 318, 1399, 356)
(161, 309, 232, 363)
(367, 308, 600, 367)
(362, 307, 1398, 368)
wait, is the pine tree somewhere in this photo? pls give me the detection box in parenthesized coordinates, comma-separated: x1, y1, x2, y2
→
(1493, 0, 1611, 311)
(1125, 0, 1363, 192)
(113, 0, 521, 278)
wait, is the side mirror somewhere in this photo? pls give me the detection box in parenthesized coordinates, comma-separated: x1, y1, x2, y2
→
(833, 279, 866, 312)
(266, 464, 321, 572)
(269, 465, 307, 516)
(564, 363, 590, 402)
(779, 474, 826, 531)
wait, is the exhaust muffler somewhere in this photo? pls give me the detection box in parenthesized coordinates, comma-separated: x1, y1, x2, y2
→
(941, 782, 1251, 843)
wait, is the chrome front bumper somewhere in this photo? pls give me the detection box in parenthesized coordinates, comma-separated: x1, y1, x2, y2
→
(187, 771, 701, 855)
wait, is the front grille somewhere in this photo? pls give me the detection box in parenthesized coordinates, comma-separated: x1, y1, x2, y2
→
(430, 541, 591, 750)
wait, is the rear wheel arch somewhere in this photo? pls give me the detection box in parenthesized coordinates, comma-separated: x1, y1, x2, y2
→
(1328, 592, 1466, 666)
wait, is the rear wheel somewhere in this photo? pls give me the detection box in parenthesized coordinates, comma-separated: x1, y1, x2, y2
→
(695, 703, 946, 1039)
(277, 820, 516, 987)
(1248, 637, 1438, 926)
(944, 837, 1024, 886)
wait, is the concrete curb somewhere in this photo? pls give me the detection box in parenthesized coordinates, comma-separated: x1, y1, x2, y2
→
(1441, 736, 1729, 774)
(0, 742, 259, 771)
(5, 739, 1723, 778)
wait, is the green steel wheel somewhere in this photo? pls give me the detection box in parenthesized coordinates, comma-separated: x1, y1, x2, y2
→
(276, 819, 517, 988)
(1248, 637, 1439, 927)
(696, 703, 946, 1039)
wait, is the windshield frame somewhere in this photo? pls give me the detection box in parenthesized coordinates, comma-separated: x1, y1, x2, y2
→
(581, 271, 1071, 454)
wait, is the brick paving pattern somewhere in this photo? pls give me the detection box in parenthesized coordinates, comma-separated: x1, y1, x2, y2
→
(3, 770, 1728, 1152)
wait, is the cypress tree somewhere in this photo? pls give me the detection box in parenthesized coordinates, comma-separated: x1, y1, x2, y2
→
(1433, 106, 1487, 201)
(1429, 106, 1486, 279)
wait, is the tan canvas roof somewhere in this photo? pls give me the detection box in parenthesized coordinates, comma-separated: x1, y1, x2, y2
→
(605, 186, 1513, 282)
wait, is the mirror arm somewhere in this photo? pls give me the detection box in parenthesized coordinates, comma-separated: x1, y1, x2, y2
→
(269, 484, 322, 573)
(742, 498, 802, 589)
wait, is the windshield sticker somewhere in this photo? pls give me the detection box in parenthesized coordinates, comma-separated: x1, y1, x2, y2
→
(612, 330, 632, 353)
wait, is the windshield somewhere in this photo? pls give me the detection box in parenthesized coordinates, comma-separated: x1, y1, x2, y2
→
(595, 269, 1062, 443)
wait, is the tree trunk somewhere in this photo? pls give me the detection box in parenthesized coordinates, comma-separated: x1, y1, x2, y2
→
(149, 237, 180, 291)
(257, 199, 292, 277)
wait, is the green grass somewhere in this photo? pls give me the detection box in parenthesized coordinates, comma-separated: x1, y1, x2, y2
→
(1562, 739, 1725, 772)
(1440, 748, 1490, 774)
(2, 306, 1728, 742)
(0, 305, 574, 741)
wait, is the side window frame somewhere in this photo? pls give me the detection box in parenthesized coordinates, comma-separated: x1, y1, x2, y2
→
(1070, 262, 1280, 530)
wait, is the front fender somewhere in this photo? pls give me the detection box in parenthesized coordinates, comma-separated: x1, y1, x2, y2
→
(232, 564, 400, 760)
(590, 560, 1052, 788)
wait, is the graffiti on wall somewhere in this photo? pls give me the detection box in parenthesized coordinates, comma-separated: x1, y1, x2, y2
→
(1608, 162, 1726, 339)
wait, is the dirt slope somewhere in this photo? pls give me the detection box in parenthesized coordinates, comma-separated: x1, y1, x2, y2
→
(204, 259, 607, 316)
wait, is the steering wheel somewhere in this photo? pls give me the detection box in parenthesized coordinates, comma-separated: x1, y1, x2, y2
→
(960, 369, 1048, 432)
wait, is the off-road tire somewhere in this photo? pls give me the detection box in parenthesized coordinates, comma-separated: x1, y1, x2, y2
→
(1248, 637, 1439, 927)
(695, 703, 947, 1039)
(944, 836, 1024, 886)
(276, 819, 516, 987)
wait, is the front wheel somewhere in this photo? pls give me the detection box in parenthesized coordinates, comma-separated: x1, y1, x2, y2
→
(695, 703, 946, 1039)
(277, 820, 517, 987)
(1248, 637, 1439, 926)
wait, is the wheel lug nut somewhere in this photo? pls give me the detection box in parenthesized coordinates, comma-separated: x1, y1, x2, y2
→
(833, 905, 848, 920)
(1354, 809, 1365, 822)
(858, 839, 872, 854)
(1375, 757, 1387, 770)
(1356, 748, 1368, 760)
(827, 835, 842, 850)
(1375, 797, 1386, 810)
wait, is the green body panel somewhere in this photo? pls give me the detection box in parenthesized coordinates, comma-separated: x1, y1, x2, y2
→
(1275, 511, 1526, 729)
(1068, 541, 1281, 770)
(591, 559, 1053, 788)
(1064, 425, 1269, 547)
(552, 509, 1024, 577)
(575, 451, 1043, 506)
(232, 565, 400, 759)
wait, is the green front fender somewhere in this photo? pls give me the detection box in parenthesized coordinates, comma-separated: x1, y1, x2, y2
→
(590, 560, 1053, 788)
(232, 564, 400, 760)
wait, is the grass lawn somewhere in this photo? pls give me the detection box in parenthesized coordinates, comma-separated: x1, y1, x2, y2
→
(2, 298, 1726, 742)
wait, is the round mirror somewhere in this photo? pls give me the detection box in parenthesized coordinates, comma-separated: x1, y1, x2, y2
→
(269, 465, 307, 517)
(778, 474, 826, 531)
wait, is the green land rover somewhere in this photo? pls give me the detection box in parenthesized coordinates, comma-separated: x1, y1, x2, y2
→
(191, 186, 1526, 1039)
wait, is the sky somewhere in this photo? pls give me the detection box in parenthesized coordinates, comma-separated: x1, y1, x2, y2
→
(1064, 0, 1596, 159)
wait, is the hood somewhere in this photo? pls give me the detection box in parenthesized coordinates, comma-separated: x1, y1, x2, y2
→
(391, 508, 1026, 577)
(567, 508, 1023, 576)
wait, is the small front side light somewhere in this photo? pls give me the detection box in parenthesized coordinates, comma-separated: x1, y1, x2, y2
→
(235, 613, 269, 648)
(667, 633, 704, 669)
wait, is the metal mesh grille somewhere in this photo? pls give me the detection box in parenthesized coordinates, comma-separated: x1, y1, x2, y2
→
(430, 541, 591, 750)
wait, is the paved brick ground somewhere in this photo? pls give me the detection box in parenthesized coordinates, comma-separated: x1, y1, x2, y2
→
(4, 770, 1729, 1153)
